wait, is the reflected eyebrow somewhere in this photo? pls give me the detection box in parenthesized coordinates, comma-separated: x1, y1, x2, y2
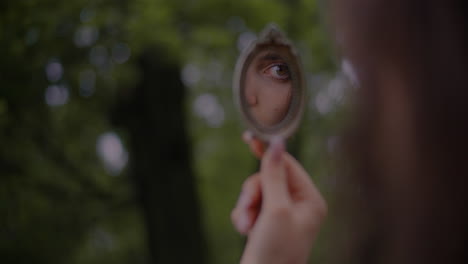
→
(258, 52, 284, 62)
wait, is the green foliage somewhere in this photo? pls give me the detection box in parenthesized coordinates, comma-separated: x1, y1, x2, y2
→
(0, 0, 345, 263)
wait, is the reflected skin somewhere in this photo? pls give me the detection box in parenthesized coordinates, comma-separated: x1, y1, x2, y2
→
(244, 48, 293, 127)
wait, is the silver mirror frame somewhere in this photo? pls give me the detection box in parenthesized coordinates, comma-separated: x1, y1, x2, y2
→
(233, 24, 306, 142)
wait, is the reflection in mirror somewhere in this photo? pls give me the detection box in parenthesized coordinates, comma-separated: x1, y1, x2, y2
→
(234, 24, 306, 142)
(244, 47, 293, 127)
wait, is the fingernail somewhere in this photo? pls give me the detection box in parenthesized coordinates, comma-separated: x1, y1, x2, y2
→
(236, 190, 249, 209)
(269, 136, 285, 163)
(243, 131, 253, 142)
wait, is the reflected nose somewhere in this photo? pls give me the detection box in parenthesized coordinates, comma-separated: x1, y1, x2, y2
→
(246, 86, 258, 106)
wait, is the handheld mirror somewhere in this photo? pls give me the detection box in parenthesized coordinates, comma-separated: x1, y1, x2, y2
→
(233, 24, 306, 142)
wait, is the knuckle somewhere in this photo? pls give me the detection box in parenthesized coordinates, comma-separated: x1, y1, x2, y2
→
(267, 206, 292, 221)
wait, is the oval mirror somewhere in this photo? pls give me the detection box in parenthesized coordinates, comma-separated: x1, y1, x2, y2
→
(233, 24, 306, 142)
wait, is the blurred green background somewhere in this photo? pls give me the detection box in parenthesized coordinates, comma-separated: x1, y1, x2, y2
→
(0, 0, 349, 263)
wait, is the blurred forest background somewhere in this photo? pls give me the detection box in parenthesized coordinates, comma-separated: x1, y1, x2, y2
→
(0, 0, 350, 263)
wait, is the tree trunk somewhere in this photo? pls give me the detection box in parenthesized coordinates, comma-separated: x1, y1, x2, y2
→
(113, 49, 207, 264)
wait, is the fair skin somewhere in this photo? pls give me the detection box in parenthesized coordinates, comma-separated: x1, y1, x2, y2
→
(231, 132, 327, 264)
(245, 48, 293, 127)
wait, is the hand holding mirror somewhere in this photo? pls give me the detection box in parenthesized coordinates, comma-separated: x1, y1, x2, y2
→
(233, 24, 306, 142)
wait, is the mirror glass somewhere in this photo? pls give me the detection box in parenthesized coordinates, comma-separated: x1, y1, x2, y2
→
(244, 46, 293, 127)
(233, 24, 306, 141)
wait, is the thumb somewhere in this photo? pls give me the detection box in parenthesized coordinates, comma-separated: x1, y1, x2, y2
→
(260, 137, 290, 209)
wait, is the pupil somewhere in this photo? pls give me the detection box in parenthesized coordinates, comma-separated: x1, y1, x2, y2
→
(276, 65, 288, 76)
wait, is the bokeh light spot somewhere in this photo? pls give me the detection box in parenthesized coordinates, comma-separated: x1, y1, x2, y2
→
(342, 59, 359, 87)
(45, 61, 63, 83)
(193, 93, 225, 127)
(96, 132, 128, 176)
(74, 26, 99, 47)
(237, 31, 256, 52)
(112, 43, 131, 64)
(45, 85, 69, 107)
(181, 63, 202, 88)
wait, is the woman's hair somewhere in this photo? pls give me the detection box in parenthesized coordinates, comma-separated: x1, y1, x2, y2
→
(333, 1, 468, 263)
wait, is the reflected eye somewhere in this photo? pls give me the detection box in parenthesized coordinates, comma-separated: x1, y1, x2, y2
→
(264, 63, 291, 81)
